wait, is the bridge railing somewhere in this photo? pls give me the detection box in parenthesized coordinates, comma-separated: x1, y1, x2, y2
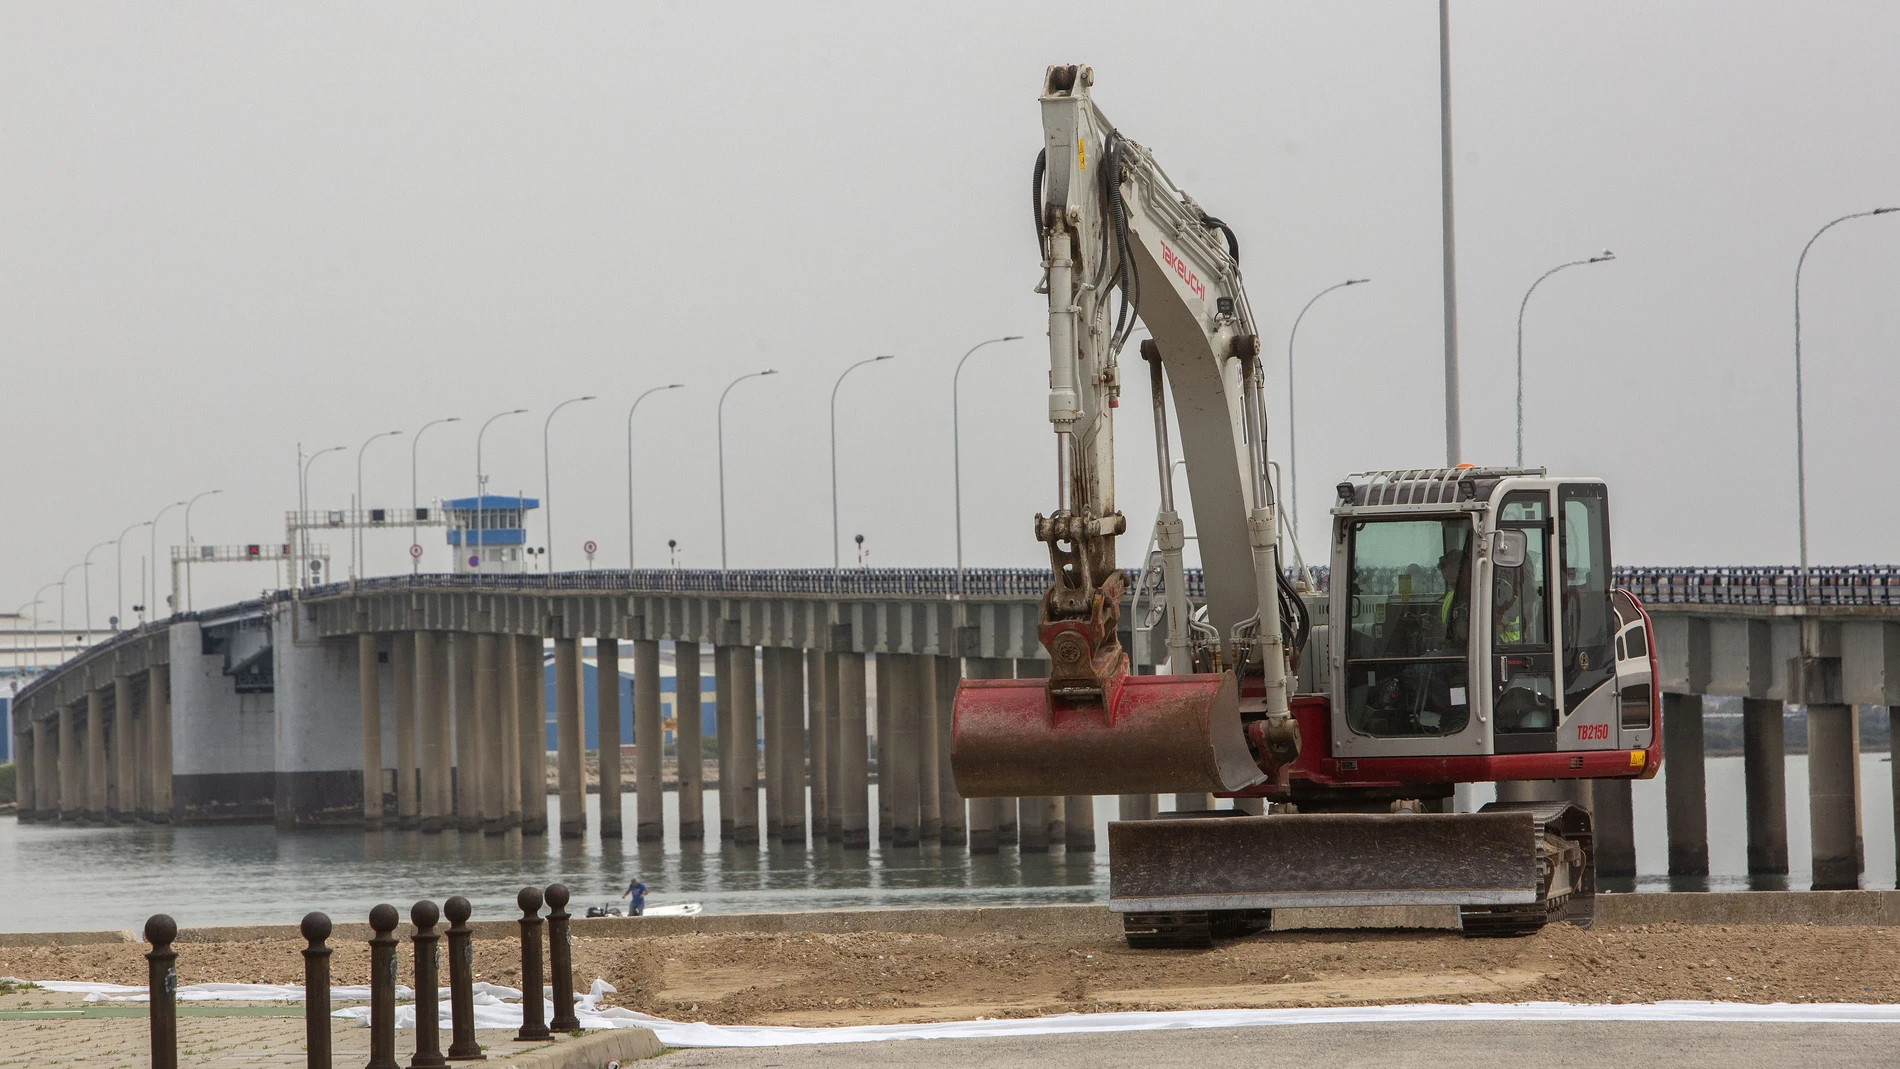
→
(1614, 566, 1900, 607)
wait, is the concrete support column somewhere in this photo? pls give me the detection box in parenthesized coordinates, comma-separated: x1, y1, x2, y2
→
(777, 648, 807, 845)
(58, 703, 77, 822)
(761, 647, 785, 841)
(133, 682, 152, 819)
(596, 638, 623, 839)
(935, 656, 965, 848)
(1742, 697, 1789, 875)
(886, 654, 921, 847)
(824, 647, 845, 843)
(498, 633, 522, 830)
(634, 639, 664, 842)
(1118, 795, 1157, 821)
(452, 633, 481, 831)
(963, 657, 1015, 853)
(358, 632, 384, 829)
(731, 646, 760, 846)
(392, 634, 419, 829)
(1663, 692, 1709, 877)
(808, 647, 831, 844)
(34, 715, 55, 819)
(554, 636, 585, 839)
(86, 689, 106, 822)
(1064, 796, 1095, 850)
(1594, 778, 1637, 880)
(835, 650, 871, 848)
(1173, 793, 1215, 813)
(1807, 702, 1863, 890)
(715, 643, 735, 840)
(476, 633, 505, 835)
(1015, 659, 1054, 848)
(112, 675, 135, 824)
(917, 655, 942, 843)
(415, 631, 449, 832)
(675, 641, 705, 841)
(16, 721, 36, 818)
(874, 654, 892, 843)
(149, 663, 172, 822)
(516, 635, 547, 835)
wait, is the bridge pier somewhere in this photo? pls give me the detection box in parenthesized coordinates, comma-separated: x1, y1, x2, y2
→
(935, 656, 965, 848)
(477, 633, 506, 835)
(716, 640, 736, 841)
(836, 649, 871, 848)
(516, 635, 547, 835)
(762, 646, 785, 842)
(1806, 702, 1863, 889)
(596, 638, 623, 840)
(130, 677, 151, 821)
(808, 647, 831, 845)
(358, 633, 384, 829)
(731, 644, 760, 845)
(417, 631, 449, 832)
(918, 654, 942, 844)
(1742, 697, 1789, 875)
(634, 639, 664, 842)
(962, 657, 1014, 853)
(887, 654, 922, 847)
(1016, 659, 1056, 851)
(554, 636, 585, 839)
(451, 633, 481, 831)
(149, 662, 172, 822)
(1663, 692, 1709, 878)
(1594, 778, 1637, 880)
(16, 720, 37, 820)
(1118, 794, 1157, 821)
(775, 647, 807, 846)
(497, 633, 522, 830)
(675, 641, 705, 842)
(86, 687, 107, 823)
(110, 674, 134, 824)
(392, 634, 418, 829)
(874, 654, 892, 844)
(824, 643, 847, 843)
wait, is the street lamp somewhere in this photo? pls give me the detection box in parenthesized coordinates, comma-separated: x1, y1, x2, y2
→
(542, 396, 597, 573)
(832, 356, 896, 571)
(951, 336, 1023, 589)
(1286, 280, 1368, 535)
(114, 520, 153, 630)
(1515, 252, 1614, 467)
(475, 409, 529, 574)
(718, 369, 777, 569)
(626, 385, 684, 570)
(182, 489, 223, 610)
(82, 539, 115, 638)
(354, 429, 403, 580)
(147, 500, 186, 619)
(57, 562, 83, 661)
(411, 417, 460, 574)
(13, 600, 40, 673)
(1795, 208, 1898, 568)
(299, 447, 344, 589)
(30, 582, 57, 667)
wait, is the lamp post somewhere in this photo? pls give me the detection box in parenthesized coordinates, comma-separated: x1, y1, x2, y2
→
(950, 336, 1023, 590)
(182, 490, 222, 610)
(1795, 208, 1898, 568)
(831, 356, 896, 571)
(114, 521, 153, 630)
(31, 582, 57, 668)
(14, 600, 41, 673)
(410, 417, 460, 574)
(475, 409, 528, 573)
(57, 563, 83, 662)
(541, 396, 596, 574)
(1286, 281, 1367, 537)
(626, 385, 684, 570)
(718, 370, 777, 570)
(146, 501, 185, 621)
(299, 447, 344, 589)
(1515, 252, 1614, 467)
(352, 430, 403, 581)
(82, 540, 115, 639)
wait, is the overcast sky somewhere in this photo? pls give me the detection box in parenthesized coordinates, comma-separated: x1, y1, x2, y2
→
(5, 2, 1899, 621)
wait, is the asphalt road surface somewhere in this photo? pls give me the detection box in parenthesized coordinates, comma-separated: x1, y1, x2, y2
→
(655, 1021, 1900, 1068)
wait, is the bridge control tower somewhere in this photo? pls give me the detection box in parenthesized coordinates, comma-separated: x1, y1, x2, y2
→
(444, 495, 539, 574)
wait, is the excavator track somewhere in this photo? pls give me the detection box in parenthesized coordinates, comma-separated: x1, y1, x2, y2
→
(1458, 892, 1570, 937)
(1121, 909, 1272, 949)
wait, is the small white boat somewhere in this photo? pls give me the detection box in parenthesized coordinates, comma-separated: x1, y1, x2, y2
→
(584, 902, 704, 919)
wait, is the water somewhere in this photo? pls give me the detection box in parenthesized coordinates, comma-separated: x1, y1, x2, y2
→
(1, 755, 1891, 934)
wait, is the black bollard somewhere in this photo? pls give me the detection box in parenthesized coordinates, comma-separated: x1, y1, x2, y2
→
(367, 903, 401, 1069)
(443, 896, 484, 1061)
(513, 887, 550, 1042)
(409, 901, 446, 1069)
(543, 884, 578, 1032)
(145, 914, 178, 1069)
(301, 912, 333, 1069)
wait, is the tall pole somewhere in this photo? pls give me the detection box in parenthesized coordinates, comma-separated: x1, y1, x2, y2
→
(475, 409, 528, 574)
(300, 449, 343, 589)
(626, 385, 684, 570)
(148, 500, 185, 619)
(718, 369, 777, 570)
(831, 356, 895, 571)
(1438, 0, 1462, 467)
(355, 430, 403, 581)
(1515, 252, 1614, 467)
(30, 582, 56, 667)
(951, 336, 1022, 589)
(114, 521, 152, 630)
(541, 396, 596, 573)
(82, 539, 115, 639)
(182, 490, 222, 611)
(1286, 281, 1367, 539)
(410, 417, 460, 574)
(14, 600, 40, 673)
(1795, 208, 1897, 568)
(57, 563, 83, 662)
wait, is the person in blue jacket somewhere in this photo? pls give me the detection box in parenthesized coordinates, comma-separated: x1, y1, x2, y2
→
(619, 877, 648, 917)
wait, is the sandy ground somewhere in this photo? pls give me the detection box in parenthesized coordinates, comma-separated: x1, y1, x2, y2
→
(3, 922, 1897, 1027)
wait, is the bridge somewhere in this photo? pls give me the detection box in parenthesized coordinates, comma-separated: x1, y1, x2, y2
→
(9, 565, 1899, 892)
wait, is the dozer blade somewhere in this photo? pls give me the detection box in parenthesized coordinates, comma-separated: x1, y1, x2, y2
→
(951, 672, 1264, 798)
(1107, 812, 1542, 913)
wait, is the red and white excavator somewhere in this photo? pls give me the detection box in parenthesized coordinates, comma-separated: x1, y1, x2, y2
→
(951, 65, 1662, 947)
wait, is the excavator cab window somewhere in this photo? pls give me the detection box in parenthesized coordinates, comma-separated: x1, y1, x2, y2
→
(1342, 517, 1472, 738)
(1493, 491, 1558, 739)
(1560, 484, 1615, 716)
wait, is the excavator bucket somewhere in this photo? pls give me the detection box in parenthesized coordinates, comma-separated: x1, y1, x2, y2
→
(950, 671, 1265, 798)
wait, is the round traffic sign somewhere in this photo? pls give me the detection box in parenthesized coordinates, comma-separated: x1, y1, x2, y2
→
(409, 543, 424, 559)
(467, 554, 481, 568)
(583, 540, 597, 555)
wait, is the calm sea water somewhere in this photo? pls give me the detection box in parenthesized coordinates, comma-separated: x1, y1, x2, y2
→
(1, 755, 1891, 934)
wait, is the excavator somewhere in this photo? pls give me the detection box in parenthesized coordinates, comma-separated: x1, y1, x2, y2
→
(950, 66, 1662, 947)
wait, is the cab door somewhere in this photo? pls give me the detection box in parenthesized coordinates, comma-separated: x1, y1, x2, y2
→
(1556, 482, 1619, 751)
(1490, 489, 1558, 753)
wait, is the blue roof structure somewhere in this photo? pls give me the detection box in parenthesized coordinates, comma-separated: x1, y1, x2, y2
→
(444, 495, 541, 510)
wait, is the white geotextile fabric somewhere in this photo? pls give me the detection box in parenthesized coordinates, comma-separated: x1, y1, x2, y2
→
(16, 977, 1900, 1047)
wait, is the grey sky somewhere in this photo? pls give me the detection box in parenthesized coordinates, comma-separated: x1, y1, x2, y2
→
(5, 2, 1898, 618)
